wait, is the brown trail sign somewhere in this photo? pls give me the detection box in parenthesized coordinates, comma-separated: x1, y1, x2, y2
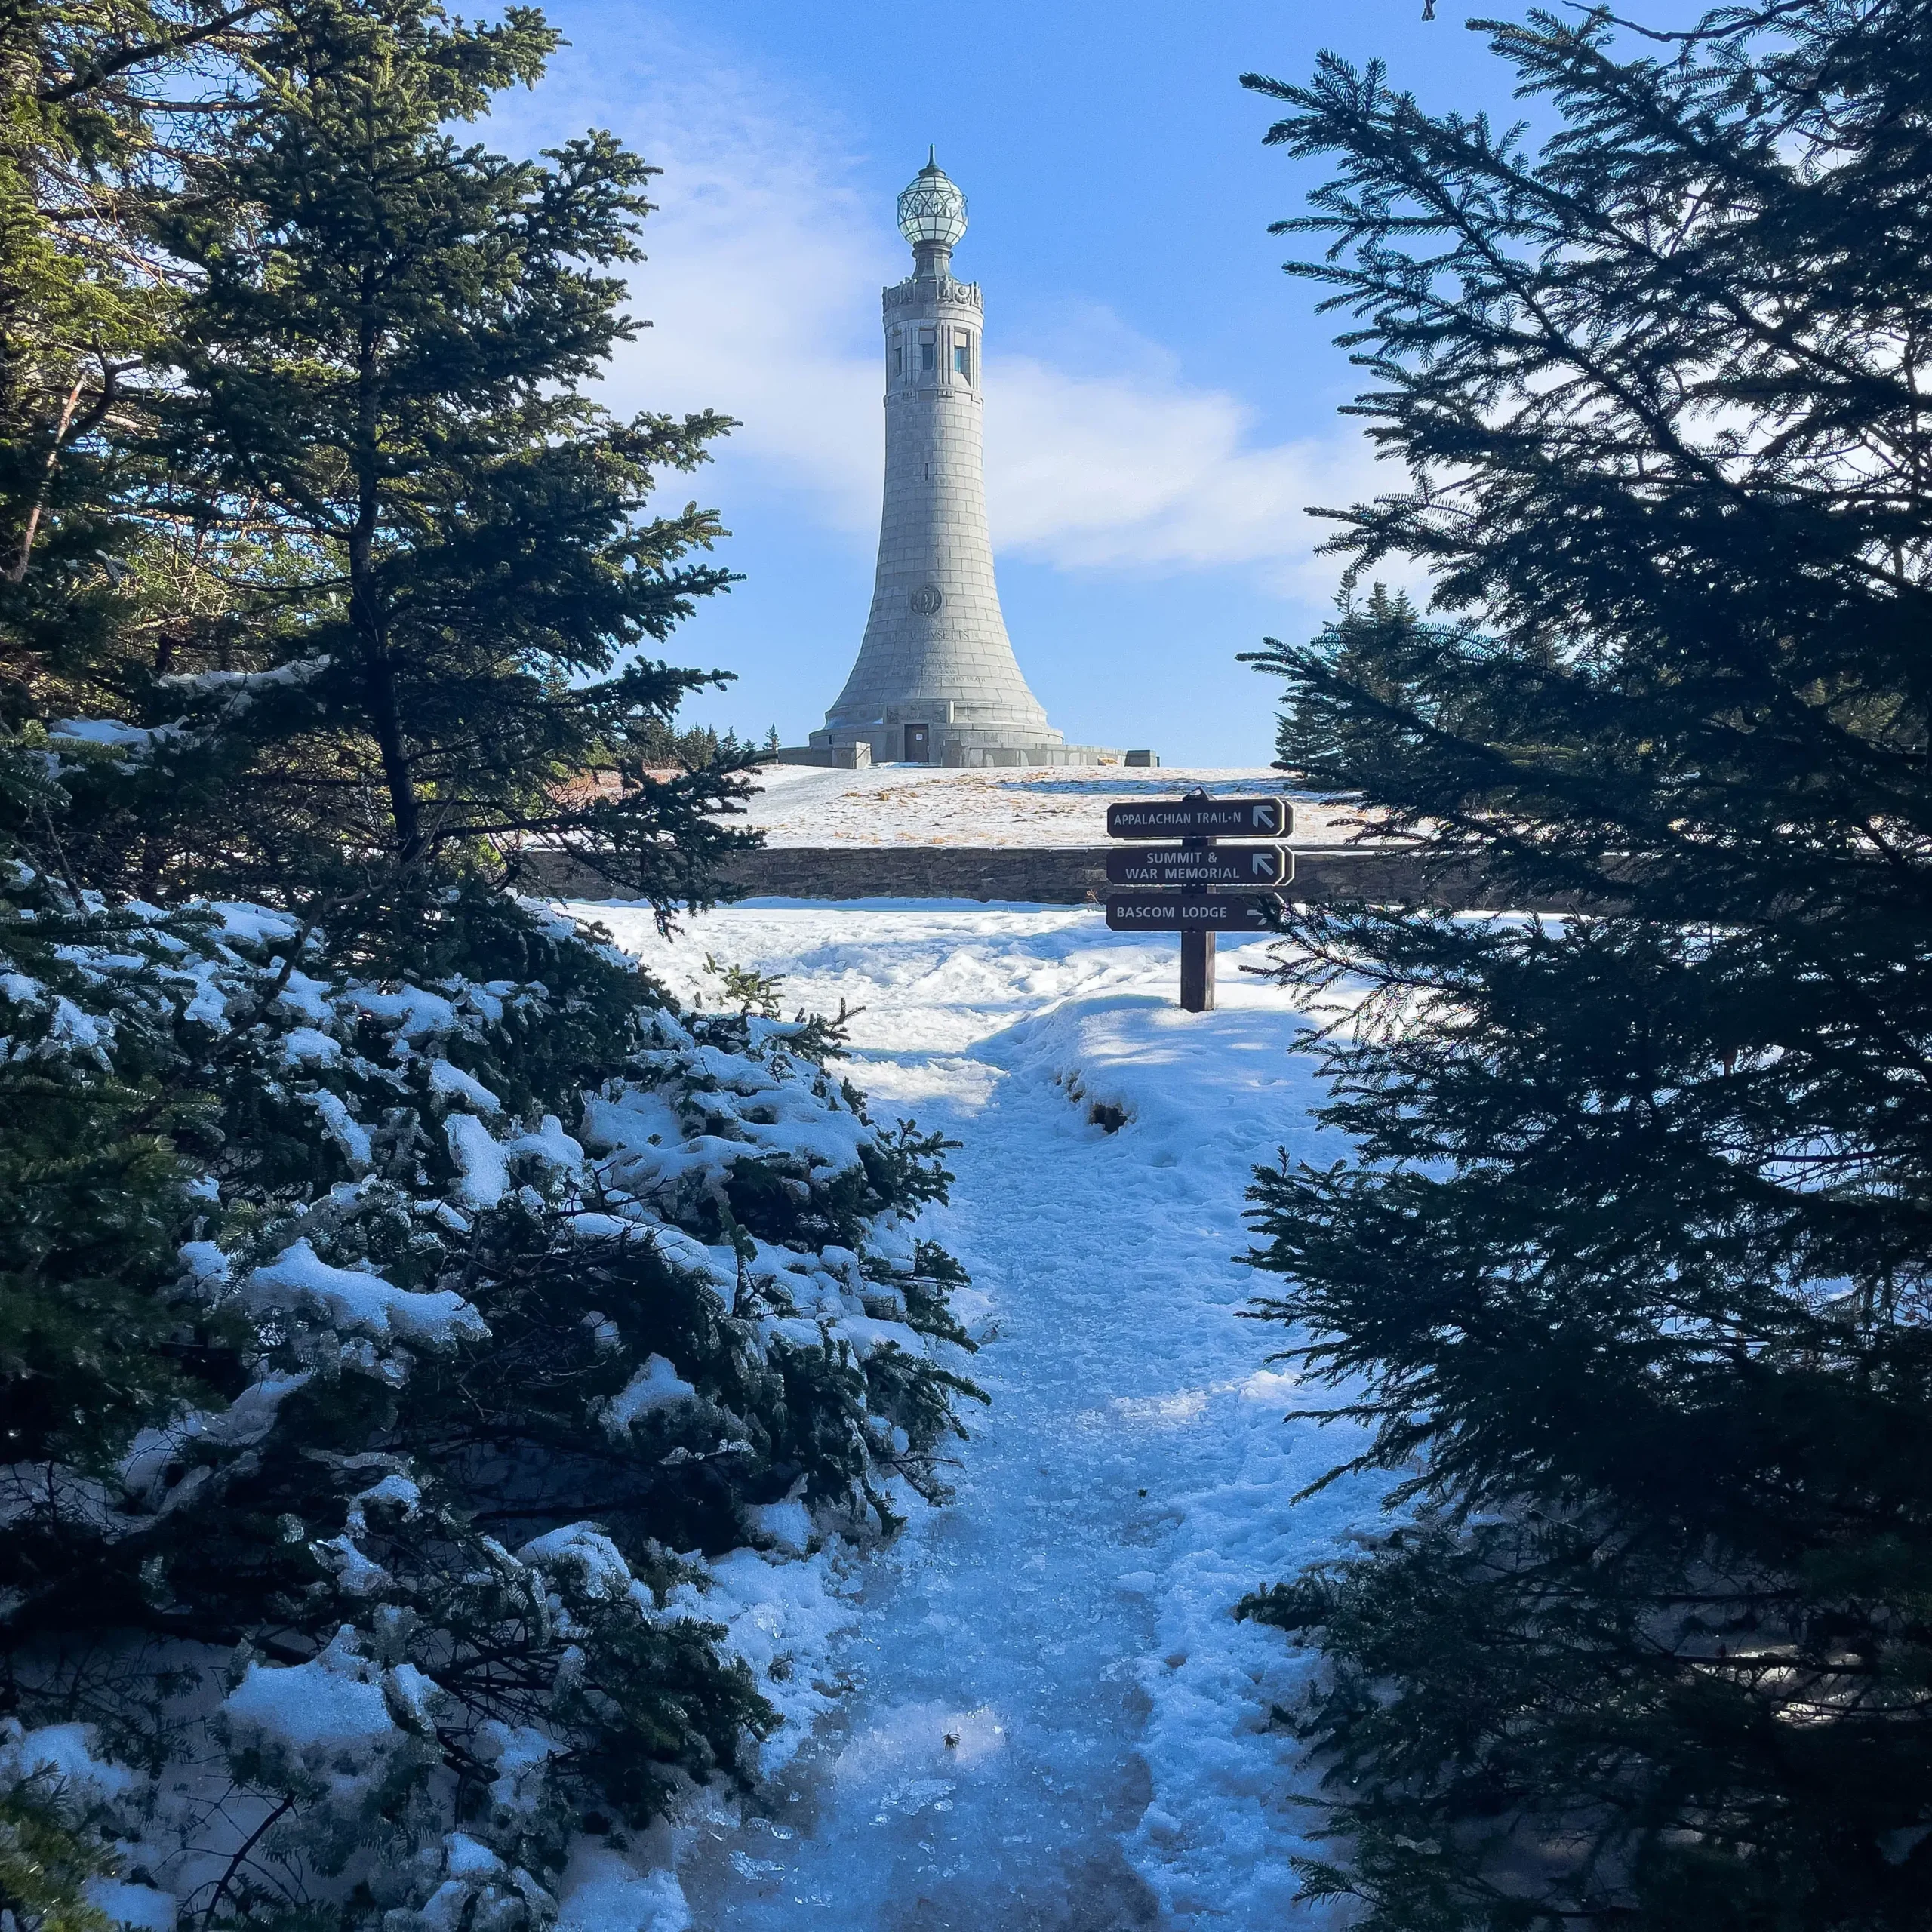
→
(1103, 894, 1287, 934)
(1106, 845, 1293, 890)
(1106, 797, 1291, 840)
(1105, 788, 1297, 1013)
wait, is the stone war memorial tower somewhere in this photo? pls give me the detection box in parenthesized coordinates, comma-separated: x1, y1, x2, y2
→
(801, 154, 1131, 768)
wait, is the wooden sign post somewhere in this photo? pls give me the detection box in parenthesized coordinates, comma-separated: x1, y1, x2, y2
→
(1181, 909, 1214, 1014)
(1103, 789, 1295, 1011)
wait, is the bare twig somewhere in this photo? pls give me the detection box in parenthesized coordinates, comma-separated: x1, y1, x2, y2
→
(196, 1792, 294, 1931)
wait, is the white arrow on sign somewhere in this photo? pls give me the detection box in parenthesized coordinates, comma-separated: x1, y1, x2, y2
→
(1252, 850, 1275, 877)
(1252, 803, 1275, 829)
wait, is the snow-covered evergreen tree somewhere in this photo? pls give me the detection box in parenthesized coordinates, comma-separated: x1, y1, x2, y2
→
(2, 857, 978, 1932)
(1241, 2, 1932, 1922)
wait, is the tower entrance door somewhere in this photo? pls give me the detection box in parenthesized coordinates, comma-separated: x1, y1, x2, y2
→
(903, 724, 931, 762)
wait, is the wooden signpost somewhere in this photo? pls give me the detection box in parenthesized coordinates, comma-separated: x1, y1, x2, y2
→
(1103, 789, 1296, 1011)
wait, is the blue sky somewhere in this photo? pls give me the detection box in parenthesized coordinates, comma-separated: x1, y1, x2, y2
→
(484, 1, 1598, 764)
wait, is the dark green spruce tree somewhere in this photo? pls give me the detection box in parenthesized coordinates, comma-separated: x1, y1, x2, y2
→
(1, 0, 275, 1551)
(0, 0, 272, 697)
(74, 0, 757, 909)
(1237, 3, 1932, 1926)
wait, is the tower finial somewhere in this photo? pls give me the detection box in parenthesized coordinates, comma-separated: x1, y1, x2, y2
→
(897, 153, 968, 253)
(928, 143, 936, 167)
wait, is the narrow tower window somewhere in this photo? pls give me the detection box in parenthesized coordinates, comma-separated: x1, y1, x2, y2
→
(953, 337, 971, 379)
(920, 331, 937, 373)
(893, 342, 903, 376)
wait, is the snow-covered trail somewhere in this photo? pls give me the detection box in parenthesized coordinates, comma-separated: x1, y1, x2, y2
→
(580, 901, 1376, 1929)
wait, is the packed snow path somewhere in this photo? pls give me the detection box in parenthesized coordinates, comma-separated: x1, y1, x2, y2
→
(582, 901, 1375, 1930)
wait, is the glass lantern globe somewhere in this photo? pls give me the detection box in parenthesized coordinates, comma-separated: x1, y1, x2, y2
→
(897, 152, 968, 251)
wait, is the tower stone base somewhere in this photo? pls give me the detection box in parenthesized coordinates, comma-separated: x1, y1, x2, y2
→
(940, 741, 1122, 768)
(808, 707, 1118, 768)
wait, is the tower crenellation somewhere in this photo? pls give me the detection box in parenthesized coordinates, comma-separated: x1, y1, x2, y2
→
(805, 152, 1119, 768)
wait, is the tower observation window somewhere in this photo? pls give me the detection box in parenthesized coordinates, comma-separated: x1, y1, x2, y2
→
(894, 343, 903, 375)
(953, 337, 971, 377)
(920, 331, 937, 373)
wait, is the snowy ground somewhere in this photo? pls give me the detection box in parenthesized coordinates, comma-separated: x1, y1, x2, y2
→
(732, 767, 1371, 851)
(574, 899, 1381, 1930)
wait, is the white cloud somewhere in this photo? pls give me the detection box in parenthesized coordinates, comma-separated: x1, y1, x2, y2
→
(514, 29, 1380, 591)
(530, 52, 893, 534)
(983, 351, 1382, 592)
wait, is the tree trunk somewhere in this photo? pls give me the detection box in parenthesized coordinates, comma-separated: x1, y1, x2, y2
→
(352, 312, 423, 864)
